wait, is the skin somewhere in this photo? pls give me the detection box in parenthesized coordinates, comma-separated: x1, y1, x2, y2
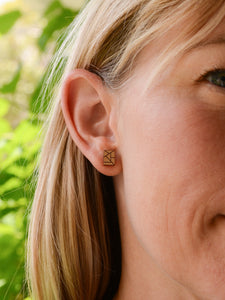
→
(61, 17, 225, 300)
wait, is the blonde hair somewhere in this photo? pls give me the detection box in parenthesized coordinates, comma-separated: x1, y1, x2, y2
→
(27, 1, 225, 299)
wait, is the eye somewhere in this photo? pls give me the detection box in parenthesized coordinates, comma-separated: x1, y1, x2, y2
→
(201, 69, 225, 88)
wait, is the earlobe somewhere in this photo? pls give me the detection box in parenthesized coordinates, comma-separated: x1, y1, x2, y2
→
(61, 69, 122, 176)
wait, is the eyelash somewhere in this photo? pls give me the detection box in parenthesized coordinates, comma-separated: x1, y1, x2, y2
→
(197, 68, 225, 89)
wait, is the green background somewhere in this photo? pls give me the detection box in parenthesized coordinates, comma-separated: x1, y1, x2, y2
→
(0, 0, 84, 298)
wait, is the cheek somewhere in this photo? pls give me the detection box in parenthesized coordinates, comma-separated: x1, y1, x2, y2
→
(118, 94, 225, 286)
(120, 96, 225, 211)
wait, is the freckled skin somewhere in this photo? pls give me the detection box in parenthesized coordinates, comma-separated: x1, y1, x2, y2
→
(113, 22, 225, 300)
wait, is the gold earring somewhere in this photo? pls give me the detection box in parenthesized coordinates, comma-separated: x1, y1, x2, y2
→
(103, 150, 116, 166)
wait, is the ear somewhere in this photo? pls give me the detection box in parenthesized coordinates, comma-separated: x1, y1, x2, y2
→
(61, 69, 122, 176)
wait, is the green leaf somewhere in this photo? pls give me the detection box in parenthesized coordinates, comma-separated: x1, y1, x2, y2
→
(38, 8, 77, 51)
(0, 98, 10, 117)
(0, 177, 23, 195)
(0, 10, 22, 35)
(0, 64, 22, 94)
(0, 171, 15, 185)
(1, 186, 25, 202)
(0, 223, 25, 299)
(44, 0, 63, 18)
(0, 206, 23, 219)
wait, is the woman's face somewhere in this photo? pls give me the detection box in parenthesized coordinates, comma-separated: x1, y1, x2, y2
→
(113, 18, 225, 299)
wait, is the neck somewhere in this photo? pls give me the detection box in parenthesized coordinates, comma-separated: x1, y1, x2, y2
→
(113, 175, 199, 300)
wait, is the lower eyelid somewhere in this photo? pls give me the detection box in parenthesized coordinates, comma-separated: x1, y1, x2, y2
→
(203, 81, 225, 95)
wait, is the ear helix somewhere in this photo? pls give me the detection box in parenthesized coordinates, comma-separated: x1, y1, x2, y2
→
(103, 150, 116, 166)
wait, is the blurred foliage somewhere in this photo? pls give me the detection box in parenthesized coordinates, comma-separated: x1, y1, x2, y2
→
(0, 1, 81, 299)
(0, 64, 22, 94)
(38, 0, 76, 51)
(0, 10, 22, 35)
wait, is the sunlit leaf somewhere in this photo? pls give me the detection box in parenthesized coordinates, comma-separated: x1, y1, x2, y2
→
(0, 223, 14, 235)
(13, 120, 41, 144)
(0, 279, 6, 288)
(7, 162, 34, 179)
(0, 119, 11, 135)
(0, 98, 10, 117)
(0, 10, 22, 35)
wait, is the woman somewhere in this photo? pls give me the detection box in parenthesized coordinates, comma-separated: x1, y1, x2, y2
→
(27, 0, 225, 299)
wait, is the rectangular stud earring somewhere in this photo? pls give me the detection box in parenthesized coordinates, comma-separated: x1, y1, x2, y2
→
(103, 150, 116, 166)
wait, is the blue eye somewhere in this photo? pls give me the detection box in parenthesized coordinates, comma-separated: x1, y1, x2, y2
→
(205, 69, 225, 88)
